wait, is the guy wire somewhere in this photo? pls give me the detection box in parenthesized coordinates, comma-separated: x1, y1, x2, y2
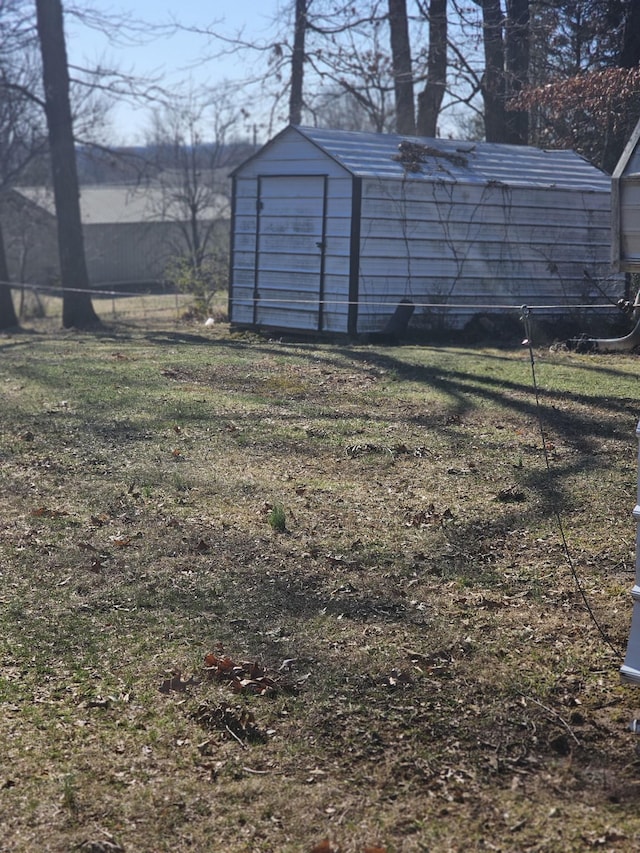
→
(520, 305, 622, 658)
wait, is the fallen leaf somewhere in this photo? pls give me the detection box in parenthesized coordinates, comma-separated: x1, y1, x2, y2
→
(159, 672, 195, 694)
(31, 506, 68, 518)
(310, 841, 339, 853)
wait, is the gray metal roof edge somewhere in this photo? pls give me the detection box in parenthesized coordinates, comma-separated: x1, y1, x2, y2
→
(295, 126, 610, 189)
(10, 186, 56, 217)
(229, 125, 291, 177)
(230, 124, 353, 177)
(612, 117, 640, 179)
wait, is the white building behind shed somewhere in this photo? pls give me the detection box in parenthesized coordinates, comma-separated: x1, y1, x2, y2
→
(612, 118, 640, 273)
(229, 126, 619, 336)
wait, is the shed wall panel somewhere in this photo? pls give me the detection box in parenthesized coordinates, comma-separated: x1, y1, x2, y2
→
(355, 176, 615, 333)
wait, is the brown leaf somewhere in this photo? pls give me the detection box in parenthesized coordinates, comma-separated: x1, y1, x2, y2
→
(310, 842, 339, 853)
(31, 506, 68, 518)
(159, 671, 194, 694)
(243, 660, 266, 679)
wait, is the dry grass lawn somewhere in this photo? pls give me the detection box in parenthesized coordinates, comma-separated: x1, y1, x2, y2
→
(2, 311, 640, 851)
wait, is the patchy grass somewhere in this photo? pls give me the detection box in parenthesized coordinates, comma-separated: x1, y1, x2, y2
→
(1, 317, 640, 852)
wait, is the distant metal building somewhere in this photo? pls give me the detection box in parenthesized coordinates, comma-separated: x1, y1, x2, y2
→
(6, 185, 227, 290)
(229, 125, 619, 336)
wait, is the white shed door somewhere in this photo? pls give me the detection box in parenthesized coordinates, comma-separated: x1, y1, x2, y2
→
(255, 175, 327, 330)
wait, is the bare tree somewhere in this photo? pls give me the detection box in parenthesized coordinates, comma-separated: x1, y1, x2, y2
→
(35, 0, 99, 328)
(512, 1, 640, 169)
(0, 0, 43, 329)
(388, 0, 416, 134)
(289, 0, 307, 124)
(417, 0, 448, 137)
(0, 220, 16, 328)
(504, 0, 529, 144)
(144, 91, 239, 315)
(475, 0, 507, 142)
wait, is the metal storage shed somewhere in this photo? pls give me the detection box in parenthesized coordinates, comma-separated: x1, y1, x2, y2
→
(229, 125, 618, 336)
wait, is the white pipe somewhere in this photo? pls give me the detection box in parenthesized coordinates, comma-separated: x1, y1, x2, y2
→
(621, 421, 640, 684)
(588, 315, 640, 352)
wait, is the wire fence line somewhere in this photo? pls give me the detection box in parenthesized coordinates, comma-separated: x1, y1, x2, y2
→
(0, 278, 196, 323)
(0, 278, 624, 315)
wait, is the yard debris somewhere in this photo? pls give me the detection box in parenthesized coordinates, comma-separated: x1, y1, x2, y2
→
(494, 486, 526, 502)
(158, 671, 197, 694)
(192, 702, 266, 745)
(74, 832, 124, 852)
(346, 442, 429, 458)
(405, 504, 454, 527)
(392, 139, 469, 172)
(203, 651, 296, 696)
(190, 538, 211, 553)
(310, 841, 340, 853)
(31, 506, 68, 518)
(346, 443, 390, 457)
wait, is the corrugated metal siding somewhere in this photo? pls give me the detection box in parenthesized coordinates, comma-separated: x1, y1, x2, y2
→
(230, 130, 353, 332)
(613, 121, 640, 271)
(84, 222, 180, 285)
(619, 180, 640, 267)
(1, 193, 59, 286)
(622, 148, 640, 176)
(356, 177, 613, 332)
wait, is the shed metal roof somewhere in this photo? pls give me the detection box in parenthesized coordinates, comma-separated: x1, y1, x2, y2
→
(289, 126, 610, 192)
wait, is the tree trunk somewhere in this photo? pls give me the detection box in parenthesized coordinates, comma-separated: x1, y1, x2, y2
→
(35, 0, 100, 329)
(504, 0, 529, 144)
(417, 0, 447, 137)
(0, 219, 19, 330)
(620, 0, 640, 68)
(289, 0, 306, 125)
(479, 0, 507, 142)
(388, 0, 416, 135)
